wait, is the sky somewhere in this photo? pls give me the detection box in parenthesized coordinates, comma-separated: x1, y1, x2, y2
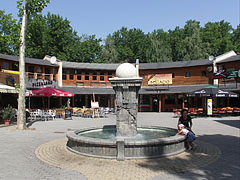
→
(1, 0, 239, 39)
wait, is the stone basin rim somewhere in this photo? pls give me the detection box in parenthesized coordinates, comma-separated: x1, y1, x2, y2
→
(66, 126, 186, 146)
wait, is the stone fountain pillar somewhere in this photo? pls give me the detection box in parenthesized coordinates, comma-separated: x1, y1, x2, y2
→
(109, 63, 142, 137)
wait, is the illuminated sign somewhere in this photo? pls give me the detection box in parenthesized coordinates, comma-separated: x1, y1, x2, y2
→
(148, 74, 172, 85)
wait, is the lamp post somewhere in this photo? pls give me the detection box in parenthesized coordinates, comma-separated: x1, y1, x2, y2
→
(209, 55, 218, 86)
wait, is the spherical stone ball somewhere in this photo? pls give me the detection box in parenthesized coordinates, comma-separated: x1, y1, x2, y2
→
(116, 63, 137, 78)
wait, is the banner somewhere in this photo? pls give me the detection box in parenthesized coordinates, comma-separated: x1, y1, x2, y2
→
(207, 99, 212, 115)
(148, 74, 172, 85)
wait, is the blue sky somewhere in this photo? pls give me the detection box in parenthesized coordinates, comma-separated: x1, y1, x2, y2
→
(1, 0, 239, 39)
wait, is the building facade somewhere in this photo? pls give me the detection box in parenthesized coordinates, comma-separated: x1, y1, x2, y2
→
(0, 51, 239, 111)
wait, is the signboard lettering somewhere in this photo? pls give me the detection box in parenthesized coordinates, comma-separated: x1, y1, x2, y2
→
(26, 79, 58, 88)
(212, 70, 239, 79)
(148, 74, 172, 85)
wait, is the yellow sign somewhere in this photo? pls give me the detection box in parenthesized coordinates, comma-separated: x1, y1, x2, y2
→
(207, 99, 212, 115)
(148, 74, 172, 85)
(3, 70, 20, 75)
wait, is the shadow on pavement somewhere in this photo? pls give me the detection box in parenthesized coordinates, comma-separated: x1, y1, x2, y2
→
(137, 134, 240, 180)
(214, 120, 240, 129)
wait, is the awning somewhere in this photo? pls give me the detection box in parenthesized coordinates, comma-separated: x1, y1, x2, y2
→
(26, 87, 74, 97)
(0, 83, 18, 94)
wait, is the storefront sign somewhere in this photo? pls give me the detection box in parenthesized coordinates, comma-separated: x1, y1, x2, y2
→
(212, 70, 239, 79)
(207, 99, 212, 115)
(148, 74, 172, 85)
(26, 79, 58, 89)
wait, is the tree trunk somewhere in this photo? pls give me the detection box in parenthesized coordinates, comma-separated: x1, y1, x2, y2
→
(17, 5, 28, 130)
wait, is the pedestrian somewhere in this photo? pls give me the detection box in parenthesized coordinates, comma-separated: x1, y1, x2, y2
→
(176, 124, 196, 150)
(177, 109, 192, 130)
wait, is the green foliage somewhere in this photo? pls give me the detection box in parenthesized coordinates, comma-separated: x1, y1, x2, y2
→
(0, 10, 20, 55)
(17, 0, 50, 16)
(0, 2, 239, 63)
(1, 105, 16, 121)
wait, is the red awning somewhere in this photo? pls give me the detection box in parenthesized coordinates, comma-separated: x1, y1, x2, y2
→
(26, 87, 74, 97)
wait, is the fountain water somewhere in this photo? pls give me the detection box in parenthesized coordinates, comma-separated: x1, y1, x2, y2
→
(66, 63, 186, 160)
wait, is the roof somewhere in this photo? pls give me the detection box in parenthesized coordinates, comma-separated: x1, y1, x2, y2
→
(0, 53, 58, 67)
(60, 86, 115, 95)
(62, 61, 120, 70)
(1, 52, 239, 70)
(217, 55, 240, 64)
(59, 83, 240, 95)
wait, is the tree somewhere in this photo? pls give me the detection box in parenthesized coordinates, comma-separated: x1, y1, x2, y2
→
(146, 29, 172, 62)
(232, 25, 240, 54)
(25, 14, 48, 58)
(181, 20, 208, 60)
(201, 20, 234, 56)
(168, 26, 185, 61)
(75, 34, 102, 63)
(17, 0, 50, 130)
(100, 34, 118, 63)
(0, 10, 19, 55)
(112, 27, 148, 63)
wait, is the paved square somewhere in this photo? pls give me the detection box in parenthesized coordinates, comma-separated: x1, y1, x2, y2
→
(0, 113, 239, 180)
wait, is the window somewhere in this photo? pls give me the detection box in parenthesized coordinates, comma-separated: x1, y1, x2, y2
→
(12, 63, 19, 71)
(37, 67, 42, 79)
(45, 67, 50, 80)
(52, 68, 56, 80)
(201, 71, 206, 77)
(69, 69, 74, 80)
(108, 72, 112, 79)
(77, 70, 82, 80)
(62, 68, 67, 80)
(3, 62, 9, 70)
(28, 66, 34, 79)
(100, 72, 105, 81)
(172, 73, 175, 78)
(185, 72, 191, 77)
(92, 71, 97, 80)
(85, 72, 89, 80)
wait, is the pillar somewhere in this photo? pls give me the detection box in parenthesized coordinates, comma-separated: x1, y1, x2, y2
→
(158, 95, 162, 112)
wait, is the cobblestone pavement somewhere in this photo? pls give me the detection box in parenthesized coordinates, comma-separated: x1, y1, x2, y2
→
(0, 113, 239, 180)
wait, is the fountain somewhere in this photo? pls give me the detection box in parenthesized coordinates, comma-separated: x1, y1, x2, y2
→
(66, 63, 186, 160)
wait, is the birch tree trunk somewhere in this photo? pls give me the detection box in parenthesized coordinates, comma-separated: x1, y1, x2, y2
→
(17, 5, 28, 130)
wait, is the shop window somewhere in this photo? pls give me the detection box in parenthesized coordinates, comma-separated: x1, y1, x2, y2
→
(100, 72, 105, 81)
(77, 70, 82, 80)
(69, 69, 74, 80)
(172, 73, 175, 78)
(45, 67, 50, 80)
(85, 72, 89, 80)
(165, 95, 175, 104)
(62, 68, 67, 80)
(93, 71, 97, 80)
(201, 71, 206, 77)
(28, 65, 34, 79)
(185, 72, 191, 77)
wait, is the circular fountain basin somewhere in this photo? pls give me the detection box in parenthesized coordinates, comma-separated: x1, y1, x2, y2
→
(66, 126, 186, 159)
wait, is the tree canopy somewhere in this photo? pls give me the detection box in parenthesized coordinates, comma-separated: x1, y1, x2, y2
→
(0, 6, 239, 63)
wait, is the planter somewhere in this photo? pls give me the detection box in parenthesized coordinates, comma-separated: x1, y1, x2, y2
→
(4, 120, 10, 125)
